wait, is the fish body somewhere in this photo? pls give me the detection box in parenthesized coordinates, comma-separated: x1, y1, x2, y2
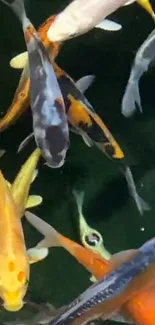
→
(0, 15, 60, 132)
(1, 0, 69, 168)
(0, 170, 29, 312)
(47, 237, 155, 325)
(47, 0, 155, 42)
(121, 28, 155, 117)
(72, 190, 111, 262)
(10, 148, 42, 216)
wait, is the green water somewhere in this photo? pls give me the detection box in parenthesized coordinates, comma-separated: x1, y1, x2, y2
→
(0, 0, 155, 324)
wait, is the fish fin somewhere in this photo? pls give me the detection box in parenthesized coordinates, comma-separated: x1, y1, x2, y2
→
(25, 211, 61, 248)
(17, 132, 34, 153)
(0, 149, 6, 158)
(27, 247, 49, 264)
(81, 133, 94, 147)
(90, 275, 97, 283)
(70, 126, 94, 147)
(5, 180, 11, 188)
(108, 312, 133, 324)
(75, 75, 95, 93)
(10, 51, 28, 69)
(25, 195, 43, 209)
(72, 189, 84, 216)
(122, 166, 151, 215)
(123, 0, 135, 6)
(121, 58, 150, 117)
(95, 19, 122, 31)
(137, 0, 155, 22)
(121, 80, 142, 117)
(31, 169, 38, 184)
(110, 249, 138, 268)
(70, 126, 80, 135)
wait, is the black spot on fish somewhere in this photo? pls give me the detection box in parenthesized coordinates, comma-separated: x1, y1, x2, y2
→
(45, 125, 67, 154)
(104, 144, 115, 157)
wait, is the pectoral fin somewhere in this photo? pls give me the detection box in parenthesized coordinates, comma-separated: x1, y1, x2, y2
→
(27, 247, 49, 264)
(95, 19, 122, 31)
(31, 169, 38, 184)
(25, 195, 43, 209)
(5, 180, 11, 188)
(10, 51, 28, 69)
(75, 75, 95, 93)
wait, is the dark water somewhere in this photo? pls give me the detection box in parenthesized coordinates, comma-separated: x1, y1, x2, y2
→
(0, 0, 155, 324)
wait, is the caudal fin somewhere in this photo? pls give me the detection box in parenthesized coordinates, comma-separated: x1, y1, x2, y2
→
(122, 166, 151, 215)
(121, 79, 142, 117)
(25, 211, 61, 248)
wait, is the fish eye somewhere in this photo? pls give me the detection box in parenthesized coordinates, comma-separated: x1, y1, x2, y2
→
(85, 233, 101, 247)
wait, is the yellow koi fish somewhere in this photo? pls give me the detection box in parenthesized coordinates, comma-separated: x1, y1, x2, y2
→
(0, 150, 49, 312)
(0, 170, 29, 312)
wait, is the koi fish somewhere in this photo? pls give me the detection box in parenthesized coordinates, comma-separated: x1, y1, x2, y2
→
(1, 0, 70, 168)
(121, 27, 155, 117)
(11, 51, 151, 216)
(72, 189, 111, 283)
(47, 0, 155, 42)
(72, 190, 111, 259)
(7, 148, 42, 217)
(0, 169, 29, 312)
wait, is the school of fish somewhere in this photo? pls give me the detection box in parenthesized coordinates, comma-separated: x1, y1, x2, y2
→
(0, 0, 155, 324)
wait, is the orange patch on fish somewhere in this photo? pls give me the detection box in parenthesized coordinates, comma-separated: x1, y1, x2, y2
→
(17, 271, 25, 284)
(8, 261, 15, 272)
(68, 94, 93, 127)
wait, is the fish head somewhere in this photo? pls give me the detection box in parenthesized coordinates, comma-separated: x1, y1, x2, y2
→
(47, 13, 78, 42)
(0, 260, 29, 312)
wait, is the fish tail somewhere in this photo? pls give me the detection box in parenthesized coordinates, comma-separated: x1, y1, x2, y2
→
(121, 79, 142, 117)
(122, 166, 151, 215)
(0, 0, 25, 22)
(72, 189, 84, 217)
(25, 211, 61, 248)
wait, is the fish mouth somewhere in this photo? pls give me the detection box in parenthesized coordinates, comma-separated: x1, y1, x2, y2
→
(4, 301, 24, 312)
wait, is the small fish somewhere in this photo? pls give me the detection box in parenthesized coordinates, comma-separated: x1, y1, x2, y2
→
(72, 190, 111, 260)
(1, 0, 69, 168)
(121, 28, 155, 117)
(37, 237, 155, 325)
(47, 0, 155, 42)
(25, 211, 113, 281)
(10, 148, 42, 216)
(0, 170, 29, 312)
